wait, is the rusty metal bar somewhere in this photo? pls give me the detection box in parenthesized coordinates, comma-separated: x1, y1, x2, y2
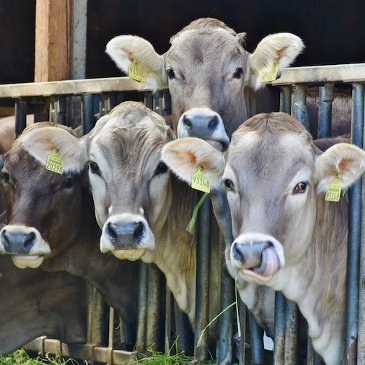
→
(194, 194, 211, 361)
(346, 82, 364, 363)
(135, 261, 148, 354)
(318, 83, 334, 138)
(284, 300, 299, 365)
(15, 98, 27, 137)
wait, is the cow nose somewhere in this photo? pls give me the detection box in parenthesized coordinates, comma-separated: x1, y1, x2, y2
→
(1, 229, 36, 254)
(182, 114, 219, 138)
(232, 240, 270, 268)
(106, 221, 145, 249)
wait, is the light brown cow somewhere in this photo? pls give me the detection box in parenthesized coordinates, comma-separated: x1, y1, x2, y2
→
(106, 17, 304, 151)
(85, 101, 276, 345)
(0, 122, 139, 343)
(162, 112, 365, 364)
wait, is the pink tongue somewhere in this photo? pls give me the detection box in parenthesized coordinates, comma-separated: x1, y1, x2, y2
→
(260, 246, 280, 277)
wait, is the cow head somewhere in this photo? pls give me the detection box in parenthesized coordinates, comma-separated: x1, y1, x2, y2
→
(86, 101, 175, 263)
(162, 112, 365, 287)
(106, 18, 304, 151)
(0, 123, 88, 269)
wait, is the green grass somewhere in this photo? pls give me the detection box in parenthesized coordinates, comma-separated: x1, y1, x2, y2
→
(0, 349, 78, 365)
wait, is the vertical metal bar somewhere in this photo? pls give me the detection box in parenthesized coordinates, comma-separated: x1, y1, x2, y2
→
(49, 96, 57, 123)
(81, 94, 94, 135)
(136, 261, 148, 354)
(274, 292, 286, 365)
(284, 300, 299, 365)
(217, 264, 235, 364)
(100, 93, 117, 116)
(318, 83, 334, 138)
(86, 283, 105, 346)
(146, 263, 163, 352)
(249, 313, 265, 364)
(194, 194, 211, 360)
(165, 288, 172, 354)
(144, 93, 154, 110)
(174, 301, 194, 356)
(162, 90, 172, 116)
(346, 83, 364, 363)
(15, 98, 27, 137)
(292, 85, 309, 131)
(237, 299, 246, 365)
(280, 86, 292, 114)
(57, 97, 67, 125)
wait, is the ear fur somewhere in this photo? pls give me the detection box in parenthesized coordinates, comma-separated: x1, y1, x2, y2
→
(316, 143, 365, 194)
(106, 35, 167, 91)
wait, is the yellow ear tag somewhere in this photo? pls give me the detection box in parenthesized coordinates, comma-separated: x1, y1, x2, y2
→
(46, 149, 64, 174)
(128, 61, 147, 82)
(191, 166, 211, 193)
(260, 59, 279, 83)
(325, 173, 342, 202)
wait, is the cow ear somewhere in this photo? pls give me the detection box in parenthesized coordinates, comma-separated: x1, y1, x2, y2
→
(249, 33, 304, 89)
(161, 137, 225, 189)
(316, 143, 365, 193)
(106, 35, 167, 92)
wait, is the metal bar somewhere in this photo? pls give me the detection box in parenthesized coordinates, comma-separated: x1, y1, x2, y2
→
(15, 98, 27, 137)
(280, 86, 292, 114)
(292, 85, 310, 131)
(194, 194, 211, 361)
(274, 292, 286, 365)
(144, 93, 154, 110)
(249, 313, 264, 364)
(100, 93, 118, 116)
(318, 83, 334, 138)
(135, 261, 148, 354)
(284, 300, 299, 365)
(217, 264, 235, 364)
(346, 83, 364, 363)
(81, 94, 95, 134)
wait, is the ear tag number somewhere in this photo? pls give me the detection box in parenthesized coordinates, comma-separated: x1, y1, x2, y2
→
(325, 173, 342, 202)
(260, 59, 279, 83)
(46, 149, 64, 175)
(128, 61, 147, 82)
(191, 166, 211, 193)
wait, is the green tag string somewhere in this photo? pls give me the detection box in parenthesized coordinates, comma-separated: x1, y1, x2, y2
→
(186, 192, 208, 234)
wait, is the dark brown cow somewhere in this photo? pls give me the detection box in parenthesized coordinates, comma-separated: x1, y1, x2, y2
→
(106, 17, 304, 151)
(162, 113, 365, 364)
(0, 122, 139, 344)
(0, 254, 87, 355)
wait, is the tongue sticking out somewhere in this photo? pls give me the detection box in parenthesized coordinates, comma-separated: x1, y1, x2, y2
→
(243, 246, 281, 282)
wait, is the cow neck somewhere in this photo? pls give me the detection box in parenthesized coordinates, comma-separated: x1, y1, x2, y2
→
(270, 196, 348, 364)
(153, 176, 199, 324)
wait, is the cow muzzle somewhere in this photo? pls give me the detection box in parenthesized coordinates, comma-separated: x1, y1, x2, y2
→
(0, 225, 51, 269)
(230, 234, 285, 282)
(177, 108, 230, 151)
(100, 214, 155, 261)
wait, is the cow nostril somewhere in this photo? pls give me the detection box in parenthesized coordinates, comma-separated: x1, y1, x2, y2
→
(133, 222, 144, 242)
(208, 115, 218, 130)
(106, 222, 117, 242)
(232, 242, 244, 264)
(24, 232, 36, 250)
(183, 117, 193, 129)
(1, 230, 9, 250)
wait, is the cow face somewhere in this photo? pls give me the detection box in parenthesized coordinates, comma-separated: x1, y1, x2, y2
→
(0, 123, 88, 269)
(106, 18, 304, 150)
(162, 112, 365, 287)
(87, 102, 174, 263)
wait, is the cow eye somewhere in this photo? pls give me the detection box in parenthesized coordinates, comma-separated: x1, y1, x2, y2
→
(233, 67, 244, 79)
(62, 177, 75, 189)
(155, 162, 168, 175)
(224, 179, 235, 191)
(293, 181, 308, 194)
(88, 161, 99, 174)
(0, 170, 9, 183)
(166, 68, 175, 79)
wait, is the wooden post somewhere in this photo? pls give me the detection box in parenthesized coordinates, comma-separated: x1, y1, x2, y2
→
(34, 0, 73, 82)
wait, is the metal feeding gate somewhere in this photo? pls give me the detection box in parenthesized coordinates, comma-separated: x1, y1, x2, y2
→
(0, 63, 364, 364)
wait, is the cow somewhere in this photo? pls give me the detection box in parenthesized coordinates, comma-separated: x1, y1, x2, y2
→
(105, 17, 304, 151)
(0, 122, 139, 345)
(161, 112, 365, 364)
(0, 254, 87, 355)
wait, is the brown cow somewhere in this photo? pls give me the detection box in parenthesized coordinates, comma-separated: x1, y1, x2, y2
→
(0, 254, 87, 355)
(0, 122, 139, 344)
(106, 17, 304, 151)
(85, 101, 275, 345)
(162, 113, 365, 364)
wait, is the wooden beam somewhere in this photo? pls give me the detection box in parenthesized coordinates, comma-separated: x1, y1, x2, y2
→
(34, 0, 73, 82)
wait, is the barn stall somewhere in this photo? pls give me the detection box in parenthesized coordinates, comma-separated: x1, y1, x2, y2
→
(1, 1, 365, 364)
